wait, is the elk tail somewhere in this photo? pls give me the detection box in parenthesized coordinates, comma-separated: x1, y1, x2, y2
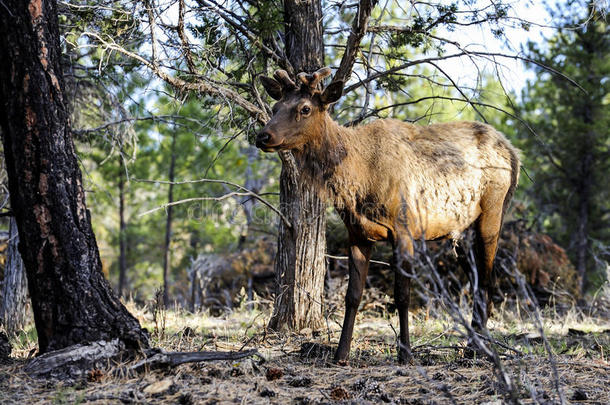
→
(501, 145, 521, 222)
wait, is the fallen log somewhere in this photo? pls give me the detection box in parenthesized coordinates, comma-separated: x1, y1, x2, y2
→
(24, 339, 123, 379)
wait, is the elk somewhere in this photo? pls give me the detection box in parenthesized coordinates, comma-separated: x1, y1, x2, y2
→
(256, 67, 520, 363)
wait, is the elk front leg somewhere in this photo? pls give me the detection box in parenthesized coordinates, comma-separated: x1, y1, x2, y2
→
(392, 236, 414, 364)
(334, 239, 372, 363)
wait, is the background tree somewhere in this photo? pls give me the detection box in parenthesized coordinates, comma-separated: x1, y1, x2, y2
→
(518, 0, 609, 292)
(0, 157, 30, 335)
(0, 0, 148, 353)
(0, 218, 29, 336)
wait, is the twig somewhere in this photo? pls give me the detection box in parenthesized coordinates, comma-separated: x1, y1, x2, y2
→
(325, 253, 390, 267)
(178, 0, 197, 74)
(474, 333, 524, 356)
(196, 0, 291, 73)
(343, 51, 585, 95)
(134, 178, 291, 229)
(427, 61, 487, 123)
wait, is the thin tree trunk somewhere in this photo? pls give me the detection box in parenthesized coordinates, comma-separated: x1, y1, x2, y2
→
(268, 0, 327, 331)
(576, 197, 589, 293)
(575, 140, 593, 294)
(0, 218, 29, 335)
(189, 267, 197, 312)
(118, 166, 127, 298)
(574, 89, 595, 294)
(0, 0, 148, 353)
(162, 132, 177, 307)
(239, 145, 263, 248)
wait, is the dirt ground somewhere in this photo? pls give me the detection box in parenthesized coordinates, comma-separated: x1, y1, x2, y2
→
(1, 304, 609, 405)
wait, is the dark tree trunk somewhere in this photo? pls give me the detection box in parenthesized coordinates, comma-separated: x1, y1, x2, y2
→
(268, 0, 327, 331)
(0, 218, 30, 335)
(574, 128, 593, 293)
(0, 0, 148, 353)
(283, 0, 325, 75)
(117, 166, 128, 297)
(575, 193, 589, 293)
(162, 132, 177, 307)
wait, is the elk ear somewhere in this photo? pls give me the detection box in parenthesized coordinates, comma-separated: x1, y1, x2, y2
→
(260, 76, 283, 100)
(320, 81, 344, 106)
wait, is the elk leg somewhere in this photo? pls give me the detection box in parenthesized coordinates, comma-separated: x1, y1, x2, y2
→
(471, 210, 503, 332)
(334, 239, 372, 363)
(392, 236, 414, 364)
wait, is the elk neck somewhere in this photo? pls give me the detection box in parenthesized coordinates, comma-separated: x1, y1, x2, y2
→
(294, 113, 370, 208)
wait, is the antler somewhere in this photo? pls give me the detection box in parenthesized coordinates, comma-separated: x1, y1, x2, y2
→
(273, 69, 298, 91)
(297, 67, 332, 92)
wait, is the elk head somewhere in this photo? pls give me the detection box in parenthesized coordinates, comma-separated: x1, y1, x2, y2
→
(256, 67, 344, 152)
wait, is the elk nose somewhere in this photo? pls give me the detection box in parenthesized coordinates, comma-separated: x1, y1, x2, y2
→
(256, 131, 271, 146)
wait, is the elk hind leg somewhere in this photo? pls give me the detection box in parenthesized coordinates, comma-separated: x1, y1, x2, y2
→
(471, 206, 503, 333)
(393, 236, 414, 364)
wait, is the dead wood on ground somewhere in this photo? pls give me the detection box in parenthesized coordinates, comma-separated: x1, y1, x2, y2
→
(22, 338, 258, 380)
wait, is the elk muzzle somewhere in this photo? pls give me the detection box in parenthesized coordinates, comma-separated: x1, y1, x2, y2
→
(255, 130, 283, 152)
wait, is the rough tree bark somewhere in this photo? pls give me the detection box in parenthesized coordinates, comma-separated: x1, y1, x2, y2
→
(0, 218, 30, 335)
(0, 0, 149, 353)
(268, 0, 327, 331)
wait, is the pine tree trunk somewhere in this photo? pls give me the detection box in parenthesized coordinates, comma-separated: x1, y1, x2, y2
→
(268, 0, 327, 331)
(0, 218, 30, 335)
(576, 195, 589, 293)
(162, 132, 177, 307)
(118, 166, 128, 297)
(575, 131, 593, 293)
(0, 0, 149, 353)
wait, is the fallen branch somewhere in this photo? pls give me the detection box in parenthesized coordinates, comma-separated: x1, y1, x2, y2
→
(126, 348, 259, 373)
(23, 339, 259, 379)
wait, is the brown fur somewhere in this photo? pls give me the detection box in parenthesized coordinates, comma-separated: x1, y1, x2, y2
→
(257, 70, 520, 363)
(295, 117, 520, 243)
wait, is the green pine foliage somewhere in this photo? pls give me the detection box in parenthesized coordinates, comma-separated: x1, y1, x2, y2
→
(516, 1, 609, 290)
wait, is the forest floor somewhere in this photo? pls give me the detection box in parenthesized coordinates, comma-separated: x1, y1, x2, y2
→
(1, 298, 610, 405)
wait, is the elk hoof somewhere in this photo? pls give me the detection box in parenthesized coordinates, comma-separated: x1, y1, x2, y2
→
(397, 348, 413, 365)
(334, 346, 350, 365)
(333, 353, 349, 366)
(336, 359, 349, 367)
(464, 340, 487, 359)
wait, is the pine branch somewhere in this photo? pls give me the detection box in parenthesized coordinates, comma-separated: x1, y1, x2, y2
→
(333, 0, 379, 84)
(81, 32, 269, 125)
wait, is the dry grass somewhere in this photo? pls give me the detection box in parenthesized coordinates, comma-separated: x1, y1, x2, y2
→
(1, 291, 609, 405)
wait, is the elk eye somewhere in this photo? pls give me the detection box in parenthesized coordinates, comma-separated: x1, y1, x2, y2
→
(300, 106, 311, 115)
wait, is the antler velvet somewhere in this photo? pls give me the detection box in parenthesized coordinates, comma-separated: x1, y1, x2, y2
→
(273, 69, 298, 91)
(296, 67, 332, 92)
